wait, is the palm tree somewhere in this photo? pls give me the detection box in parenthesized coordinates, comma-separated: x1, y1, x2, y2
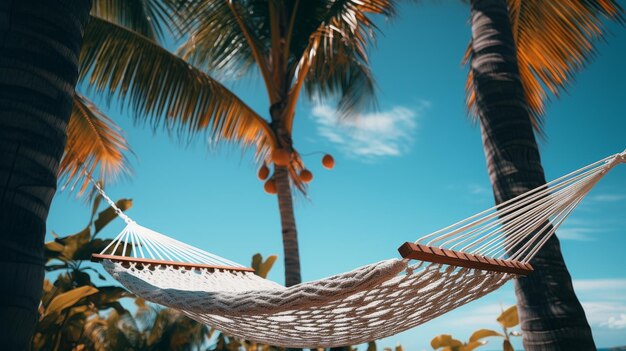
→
(0, 0, 92, 348)
(0, 1, 181, 347)
(464, 0, 623, 349)
(78, 0, 396, 287)
(60, 0, 185, 193)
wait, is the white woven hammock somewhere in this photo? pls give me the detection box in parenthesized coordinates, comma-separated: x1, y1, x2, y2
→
(93, 151, 625, 348)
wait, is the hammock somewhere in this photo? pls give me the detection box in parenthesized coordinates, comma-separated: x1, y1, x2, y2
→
(91, 151, 625, 348)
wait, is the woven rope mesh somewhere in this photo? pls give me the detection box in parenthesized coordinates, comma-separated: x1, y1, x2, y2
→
(103, 260, 511, 347)
(93, 151, 625, 348)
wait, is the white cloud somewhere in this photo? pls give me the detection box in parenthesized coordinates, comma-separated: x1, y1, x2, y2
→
(571, 279, 626, 330)
(581, 301, 626, 328)
(556, 227, 603, 241)
(588, 194, 626, 203)
(468, 184, 490, 196)
(443, 303, 515, 328)
(310, 101, 429, 160)
(469, 297, 626, 332)
(573, 279, 626, 292)
(602, 314, 626, 329)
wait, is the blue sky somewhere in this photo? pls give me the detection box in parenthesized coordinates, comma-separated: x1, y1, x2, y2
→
(48, 2, 626, 350)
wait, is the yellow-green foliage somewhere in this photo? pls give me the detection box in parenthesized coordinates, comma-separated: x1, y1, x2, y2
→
(430, 305, 521, 351)
(251, 253, 278, 279)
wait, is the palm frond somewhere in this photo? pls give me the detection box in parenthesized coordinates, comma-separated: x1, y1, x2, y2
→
(286, 0, 396, 129)
(79, 16, 275, 161)
(175, 1, 270, 80)
(288, 0, 395, 64)
(60, 93, 131, 194)
(91, 0, 179, 41)
(466, 0, 624, 133)
(303, 37, 378, 116)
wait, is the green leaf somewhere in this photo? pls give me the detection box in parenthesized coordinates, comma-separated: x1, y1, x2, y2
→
(72, 270, 93, 287)
(431, 335, 463, 349)
(80, 266, 107, 280)
(497, 306, 520, 329)
(94, 198, 133, 234)
(87, 286, 132, 311)
(45, 286, 99, 317)
(46, 228, 91, 262)
(367, 341, 377, 351)
(251, 253, 277, 279)
(90, 0, 173, 41)
(469, 329, 504, 342)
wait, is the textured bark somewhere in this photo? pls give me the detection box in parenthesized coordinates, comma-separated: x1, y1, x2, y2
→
(273, 165, 302, 287)
(0, 0, 91, 349)
(268, 3, 303, 286)
(469, 0, 596, 350)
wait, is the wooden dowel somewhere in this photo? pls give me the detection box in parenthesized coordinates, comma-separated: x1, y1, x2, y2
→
(398, 242, 533, 276)
(91, 254, 256, 273)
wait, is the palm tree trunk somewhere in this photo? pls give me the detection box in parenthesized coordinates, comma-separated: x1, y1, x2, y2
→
(0, 0, 91, 349)
(469, 0, 596, 349)
(274, 165, 302, 351)
(273, 165, 302, 287)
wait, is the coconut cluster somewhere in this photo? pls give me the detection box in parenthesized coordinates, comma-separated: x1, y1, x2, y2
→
(257, 150, 335, 194)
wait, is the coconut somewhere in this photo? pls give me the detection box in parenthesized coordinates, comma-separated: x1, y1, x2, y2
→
(299, 169, 313, 183)
(257, 164, 270, 180)
(264, 179, 277, 194)
(272, 149, 290, 166)
(322, 154, 335, 169)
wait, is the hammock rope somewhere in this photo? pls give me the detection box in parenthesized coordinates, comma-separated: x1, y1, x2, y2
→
(90, 150, 625, 348)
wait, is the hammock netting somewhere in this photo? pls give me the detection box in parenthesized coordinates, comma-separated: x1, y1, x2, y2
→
(92, 151, 625, 348)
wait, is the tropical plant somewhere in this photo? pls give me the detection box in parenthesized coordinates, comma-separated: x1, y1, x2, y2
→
(60, 1, 189, 192)
(33, 190, 217, 350)
(431, 305, 522, 351)
(32, 189, 133, 350)
(78, 0, 397, 288)
(137, 305, 210, 351)
(1, 1, 192, 346)
(0, 1, 92, 348)
(463, 0, 623, 349)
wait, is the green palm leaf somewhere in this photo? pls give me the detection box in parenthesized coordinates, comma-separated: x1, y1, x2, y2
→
(288, 0, 396, 127)
(91, 0, 179, 41)
(79, 16, 275, 160)
(176, 0, 265, 77)
(177, 0, 395, 127)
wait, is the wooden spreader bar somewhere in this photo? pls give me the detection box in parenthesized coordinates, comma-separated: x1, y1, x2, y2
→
(91, 254, 256, 273)
(398, 242, 533, 276)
